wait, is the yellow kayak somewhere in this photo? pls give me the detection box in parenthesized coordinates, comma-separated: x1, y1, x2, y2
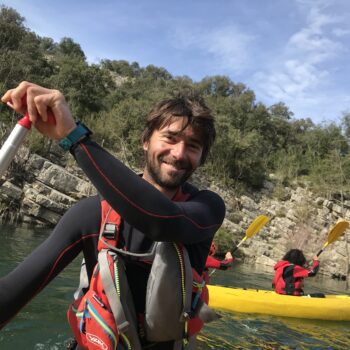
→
(208, 285, 350, 321)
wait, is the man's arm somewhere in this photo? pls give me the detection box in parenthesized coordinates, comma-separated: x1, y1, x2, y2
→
(205, 252, 234, 270)
(0, 196, 101, 329)
(72, 139, 225, 244)
(1, 82, 225, 245)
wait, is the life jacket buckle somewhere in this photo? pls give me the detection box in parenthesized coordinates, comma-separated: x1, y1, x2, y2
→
(182, 311, 193, 320)
(102, 223, 117, 239)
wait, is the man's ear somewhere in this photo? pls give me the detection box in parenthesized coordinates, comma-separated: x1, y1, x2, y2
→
(143, 141, 149, 152)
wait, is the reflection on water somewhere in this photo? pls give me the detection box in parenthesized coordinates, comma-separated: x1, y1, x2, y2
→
(198, 311, 350, 350)
(199, 265, 350, 350)
(0, 224, 349, 349)
(0, 224, 82, 350)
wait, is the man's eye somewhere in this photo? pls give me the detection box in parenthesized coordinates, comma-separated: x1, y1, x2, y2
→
(189, 143, 201, 151)
(165, 135, 176, 142)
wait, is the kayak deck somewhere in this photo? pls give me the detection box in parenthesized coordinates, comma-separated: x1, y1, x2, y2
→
(208, 285, 350, 321)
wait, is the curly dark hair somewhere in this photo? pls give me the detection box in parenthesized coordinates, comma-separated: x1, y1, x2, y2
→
(282, 249, 306, 266)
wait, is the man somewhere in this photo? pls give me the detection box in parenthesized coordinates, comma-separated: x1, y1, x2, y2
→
(0, 82, 225, 349)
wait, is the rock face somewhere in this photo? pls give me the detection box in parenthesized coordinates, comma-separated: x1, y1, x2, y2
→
(191, 175, 350, 280)
(0, 146, 96, 226)
(0, 147, 349, 280)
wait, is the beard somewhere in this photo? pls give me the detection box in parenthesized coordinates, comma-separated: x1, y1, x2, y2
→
(145, 152, 194, 190)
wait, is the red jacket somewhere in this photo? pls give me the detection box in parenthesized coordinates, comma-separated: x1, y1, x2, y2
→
(273, 259, 320, 296)
(205, 255, 234, 270)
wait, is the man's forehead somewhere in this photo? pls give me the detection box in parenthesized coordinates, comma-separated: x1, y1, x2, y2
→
(159, 119, 199, 138)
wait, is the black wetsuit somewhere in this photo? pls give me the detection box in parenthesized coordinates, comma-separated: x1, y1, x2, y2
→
(0, 138, 225, 348)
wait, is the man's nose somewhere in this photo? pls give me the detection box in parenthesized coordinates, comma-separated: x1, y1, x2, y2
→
(171, 142, 186, 160)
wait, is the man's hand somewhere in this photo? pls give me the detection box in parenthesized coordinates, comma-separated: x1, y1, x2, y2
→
(1, 81, 76, 140)
(225, 251, 233, 260)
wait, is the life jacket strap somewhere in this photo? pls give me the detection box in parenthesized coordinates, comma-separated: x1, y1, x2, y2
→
(191, 279, 205, 311)
(99, 249, 129, 333)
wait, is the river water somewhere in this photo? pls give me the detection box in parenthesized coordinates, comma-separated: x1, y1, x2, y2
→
(0, 224, 349, 349)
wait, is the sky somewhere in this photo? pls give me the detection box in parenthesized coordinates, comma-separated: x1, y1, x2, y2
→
(1, 0, 350, 124)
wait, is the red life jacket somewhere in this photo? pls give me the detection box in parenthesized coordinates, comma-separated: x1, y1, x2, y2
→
(273, 260, 304, 296)
(67, 191, 217, 350)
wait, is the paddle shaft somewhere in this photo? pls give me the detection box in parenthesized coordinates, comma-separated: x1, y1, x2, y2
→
(0, 100, 56, 179)
(316, 242, 329, 257)
(232, 236, 247, 253)
(0, 117, 31, 178)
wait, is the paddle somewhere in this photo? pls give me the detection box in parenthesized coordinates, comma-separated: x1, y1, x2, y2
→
(0, 97, 55, 179)
(316, 220, 349, 257)
(232, 215, 270, 253)
(208, 215, 270, 278)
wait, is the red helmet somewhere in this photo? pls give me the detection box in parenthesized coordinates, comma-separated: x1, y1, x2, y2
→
(209, 243, 216, 256)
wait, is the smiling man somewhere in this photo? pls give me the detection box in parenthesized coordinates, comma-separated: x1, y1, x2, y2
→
(142, 98, 211, 195)
(1, 82, 226, 349)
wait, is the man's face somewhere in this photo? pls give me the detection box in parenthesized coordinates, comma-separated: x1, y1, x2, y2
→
(143, 118, 203, 191)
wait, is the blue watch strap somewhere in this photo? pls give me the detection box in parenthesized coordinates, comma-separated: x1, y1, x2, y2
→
(59, 121, 92, 151)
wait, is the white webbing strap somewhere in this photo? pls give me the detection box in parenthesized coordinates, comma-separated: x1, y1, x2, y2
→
(99, 250, 129, 333)
(99, 249, 143, 350)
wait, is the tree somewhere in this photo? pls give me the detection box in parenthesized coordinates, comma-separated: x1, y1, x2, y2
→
(55, 37, 86, 61)
(49, 58, 115, 118)
(0, 6, 25, 50)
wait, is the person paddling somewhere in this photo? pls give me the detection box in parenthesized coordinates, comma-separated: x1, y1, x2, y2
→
(203, 243, 233, 283)
(272, 249, 320, 296)
(204, 215, 270, 284)
(0, 81, 225, 349)
(206, 243, 234, 271)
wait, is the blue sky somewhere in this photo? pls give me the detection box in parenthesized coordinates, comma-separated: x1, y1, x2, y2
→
(1, 0, 350, 124)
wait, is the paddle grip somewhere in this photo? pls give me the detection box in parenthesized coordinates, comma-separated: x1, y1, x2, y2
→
(0, 96, 56, 179)
(316, 249, 323, 257)
(20, 96, 56, 125)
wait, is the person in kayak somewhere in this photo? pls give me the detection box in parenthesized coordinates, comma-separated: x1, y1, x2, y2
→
(273, 249, 320, 296)
(0, 81, 226, 349)
(206, 243, 234, 270)
(203, 243, 234, 283)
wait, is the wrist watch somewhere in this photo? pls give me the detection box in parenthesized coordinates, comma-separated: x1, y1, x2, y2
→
(58, 121, 92, 151)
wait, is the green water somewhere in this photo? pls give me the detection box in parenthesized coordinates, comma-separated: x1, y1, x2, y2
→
(0, 224, 349, 349)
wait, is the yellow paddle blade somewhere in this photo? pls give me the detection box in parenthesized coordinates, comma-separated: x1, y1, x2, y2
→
(245, 215, 270, 238)
(327, 220, 349, 245)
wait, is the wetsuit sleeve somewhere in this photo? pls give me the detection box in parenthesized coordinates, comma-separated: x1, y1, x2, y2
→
(71, 139, 226, 244)
(0, 196, 101, 329)
(293, 260, 320, 278)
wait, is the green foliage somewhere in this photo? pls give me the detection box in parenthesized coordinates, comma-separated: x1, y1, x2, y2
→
(55, 37, 86, 60)
(308, 150, 350, 198)
(213, 227, 235, 253)
(1, 6, 350, 196)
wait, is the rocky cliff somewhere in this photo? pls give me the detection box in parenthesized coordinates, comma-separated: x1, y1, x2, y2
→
(0, 146, 349, 280)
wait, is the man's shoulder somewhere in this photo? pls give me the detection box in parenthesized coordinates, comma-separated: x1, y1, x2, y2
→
(182, 182, 199, 196)
(183, 182, 225, 206)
